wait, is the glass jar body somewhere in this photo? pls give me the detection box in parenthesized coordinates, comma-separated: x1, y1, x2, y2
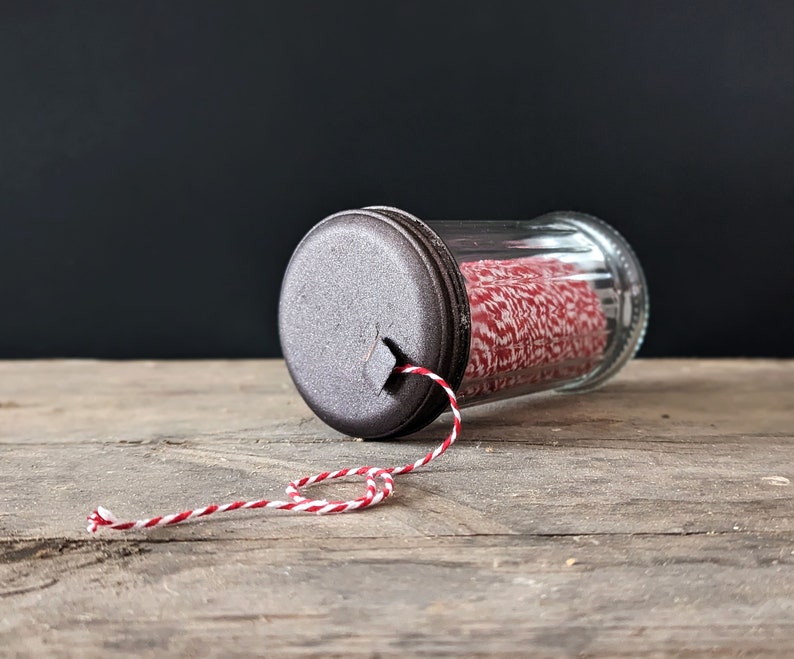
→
(427, 212, 648, 406)
(280, 206, 648, 439)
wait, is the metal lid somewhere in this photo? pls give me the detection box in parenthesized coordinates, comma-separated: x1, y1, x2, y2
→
(279, 207, 470, 439)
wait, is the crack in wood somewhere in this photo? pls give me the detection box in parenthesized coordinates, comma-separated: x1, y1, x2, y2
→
(0, 577, 58, 598)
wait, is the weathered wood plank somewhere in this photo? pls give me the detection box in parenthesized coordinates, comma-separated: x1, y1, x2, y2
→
(1, 360, 791, 445)
(1, 359, 793, 656)
(1, 434, 793, 539)
(2, 534, 793, 656)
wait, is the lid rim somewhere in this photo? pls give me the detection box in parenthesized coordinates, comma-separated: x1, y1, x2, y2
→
(363, 206, 471, 437)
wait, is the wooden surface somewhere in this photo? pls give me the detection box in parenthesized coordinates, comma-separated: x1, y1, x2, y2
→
(1, 359, 793, 657)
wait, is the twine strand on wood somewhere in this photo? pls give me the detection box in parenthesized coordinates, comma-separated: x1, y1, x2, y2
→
(86, 364, 461, 533)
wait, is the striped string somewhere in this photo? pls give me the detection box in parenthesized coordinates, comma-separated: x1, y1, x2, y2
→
(86, 364, 461, 533)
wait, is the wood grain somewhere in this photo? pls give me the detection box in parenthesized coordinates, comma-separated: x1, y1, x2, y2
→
(1, 359, 792, 656)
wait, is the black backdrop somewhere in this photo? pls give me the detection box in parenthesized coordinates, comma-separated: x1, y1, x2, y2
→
(2, 2, 793, 359)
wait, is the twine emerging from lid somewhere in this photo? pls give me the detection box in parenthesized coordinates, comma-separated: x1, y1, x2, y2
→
(86, 364, 461, 533)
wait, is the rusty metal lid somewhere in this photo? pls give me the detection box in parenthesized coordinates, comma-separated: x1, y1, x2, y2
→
(278, 207, 469, 439)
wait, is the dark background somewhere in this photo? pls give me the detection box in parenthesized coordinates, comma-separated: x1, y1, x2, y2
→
(2, 2, 793, 359)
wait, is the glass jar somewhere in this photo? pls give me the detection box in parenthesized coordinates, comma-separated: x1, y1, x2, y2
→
(279, 206, 648, 439)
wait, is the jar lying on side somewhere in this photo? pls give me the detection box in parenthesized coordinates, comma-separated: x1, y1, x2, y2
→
(279, 206, 648, 439)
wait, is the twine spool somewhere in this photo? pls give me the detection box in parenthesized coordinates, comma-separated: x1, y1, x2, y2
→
(459, 256, 607, 400)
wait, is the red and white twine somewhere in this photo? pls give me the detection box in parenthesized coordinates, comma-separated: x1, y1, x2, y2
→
(87, 256, 608, 533)
(87, 365, 461, 533)
(459, 257, 607, 399)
